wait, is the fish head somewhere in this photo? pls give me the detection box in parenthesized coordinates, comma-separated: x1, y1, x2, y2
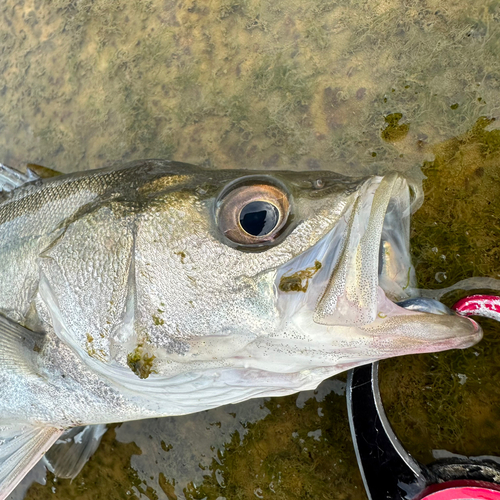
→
(128, 164, 481, 379)
(37, 162, 481, 396)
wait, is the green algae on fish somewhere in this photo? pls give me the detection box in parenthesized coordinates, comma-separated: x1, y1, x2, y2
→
(152, 315, 164, 326)
(279, 260, 322, 293)
(85, 333, 107, 362)
(127, 344, 157, 379)
(174, 251, 186, 264)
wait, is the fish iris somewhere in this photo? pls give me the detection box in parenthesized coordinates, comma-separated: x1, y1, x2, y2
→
(239, 201, 279, 237)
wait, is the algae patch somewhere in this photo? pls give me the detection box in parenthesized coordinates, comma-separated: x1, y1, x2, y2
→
(381, 112, 409, 143)
(175, 251, 186, 264)
(279, 260, 322, 293)
(152, 315, 164, 326)
(127, 344, 157, 379)
(159, 473, 177, 500)
(85, 333, 107, 362)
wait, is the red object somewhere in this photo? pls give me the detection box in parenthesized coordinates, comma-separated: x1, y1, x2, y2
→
(452, 295, 500, 322)
(418, 480, 500, 500)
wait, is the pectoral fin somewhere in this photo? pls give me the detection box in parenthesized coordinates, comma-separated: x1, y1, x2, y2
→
(44, 424, 107, 479)
(0, 313, 45, 376)
(0, 423, 63, 500)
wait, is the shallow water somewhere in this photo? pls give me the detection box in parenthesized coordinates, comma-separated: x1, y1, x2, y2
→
(1, 0, 500, 498)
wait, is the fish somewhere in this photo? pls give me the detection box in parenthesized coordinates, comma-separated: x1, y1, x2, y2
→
(0, 159, 481, 498)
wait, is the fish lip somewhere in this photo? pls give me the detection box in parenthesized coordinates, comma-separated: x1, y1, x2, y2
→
(395, 296, 484, 335)
(308, 173, 419, 328)
(366, 294, 484, 348)
(396, 301, 483, 345)
(466, 316, 481, 333)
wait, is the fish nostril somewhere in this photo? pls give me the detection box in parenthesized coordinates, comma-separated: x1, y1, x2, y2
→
(312, 178, 324, 190)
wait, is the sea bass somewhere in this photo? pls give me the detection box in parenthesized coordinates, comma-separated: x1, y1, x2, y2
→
(0, 160, 481, 498)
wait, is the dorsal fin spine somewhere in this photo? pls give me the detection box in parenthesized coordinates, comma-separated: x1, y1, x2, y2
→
(0, 163, 40, 193)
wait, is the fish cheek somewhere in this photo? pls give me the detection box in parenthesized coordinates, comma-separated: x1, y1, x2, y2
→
(279, 261, 322, 293)
(134, 208, 282, 358)
(37, 205, 135, 362)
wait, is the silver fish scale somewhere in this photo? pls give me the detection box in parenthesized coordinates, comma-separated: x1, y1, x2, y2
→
(39, 203, 135, 363)
(0, 163, 195, 425)
(0, 168, 127, 321)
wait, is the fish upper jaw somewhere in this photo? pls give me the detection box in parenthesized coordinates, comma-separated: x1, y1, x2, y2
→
(276, 174, 409, 326)
(313, 173, 413, 327)
(275, 173, 483, 357)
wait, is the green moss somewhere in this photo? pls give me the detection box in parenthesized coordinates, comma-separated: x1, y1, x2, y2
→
(253, 54, 313, 105)
(5, 0, 499, 174)
(410, 117, 500, 287)
(305, 21, 329, 50)
(158, 473, 177, 500)
(226, 95, 251, 126)
(218, 0, 245, 20)
(474, 117, 500, 156)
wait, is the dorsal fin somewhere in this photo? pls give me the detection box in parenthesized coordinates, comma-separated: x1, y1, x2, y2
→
(0, 163, 63, 194)
(0, 163, 39, 193)
(26, 163, 63, 179)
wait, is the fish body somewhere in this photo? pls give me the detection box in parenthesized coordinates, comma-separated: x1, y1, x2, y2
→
(0, 160, 481, 497)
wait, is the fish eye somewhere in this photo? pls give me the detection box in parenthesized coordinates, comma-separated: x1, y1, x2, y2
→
(216, 179, 291, 247)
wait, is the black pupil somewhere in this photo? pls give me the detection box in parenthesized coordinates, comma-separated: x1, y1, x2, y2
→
(239, 201, 280, 237)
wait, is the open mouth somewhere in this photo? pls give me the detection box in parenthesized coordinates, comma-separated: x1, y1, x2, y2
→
(275, 174, 482, 355)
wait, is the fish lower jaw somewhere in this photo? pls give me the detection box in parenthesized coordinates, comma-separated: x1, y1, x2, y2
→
(285, 288, 483, 358)
(310, 285, 417, 327)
